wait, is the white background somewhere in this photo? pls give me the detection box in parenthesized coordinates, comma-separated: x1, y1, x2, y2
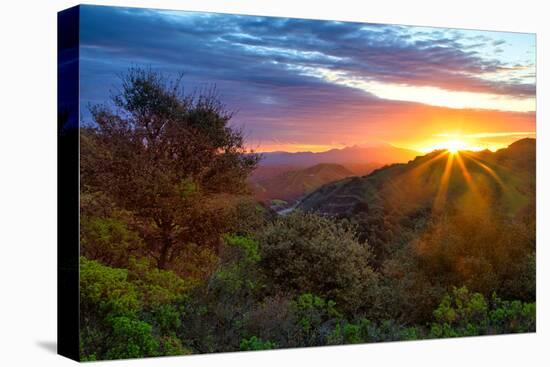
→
(0, 0, 548, 365)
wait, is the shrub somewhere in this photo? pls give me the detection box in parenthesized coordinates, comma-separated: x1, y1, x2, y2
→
(81, 217, 145, 268)
(80, 257, 140, 318)
(429, 286, 535, 338)
(159, 335, 192, 356)
(127, 257, 193, 308)
(239, 336, 277, 351)
(104, 316, 159, 359)
(290, 293, 342, 347)
(80, 256, 194, 359)
(258, 211, 379, 314)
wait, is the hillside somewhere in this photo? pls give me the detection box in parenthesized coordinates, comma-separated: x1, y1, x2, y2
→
(250, 143, 419, 207)
(251, 163, 356, 207)
(299, 138, 535, 219)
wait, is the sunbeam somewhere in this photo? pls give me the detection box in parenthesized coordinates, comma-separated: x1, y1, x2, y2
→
(454, 152, 480, 197)
(409, 150, 449, 178)
(461, 152, 505, 188)
(433, 152, 454, 212)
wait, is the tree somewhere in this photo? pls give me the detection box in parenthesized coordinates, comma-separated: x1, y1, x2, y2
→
(81, 68, 260, 269)
(258, 211, 379, 314)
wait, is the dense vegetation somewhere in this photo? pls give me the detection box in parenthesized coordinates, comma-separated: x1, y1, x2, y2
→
(79, 69, 535, 360)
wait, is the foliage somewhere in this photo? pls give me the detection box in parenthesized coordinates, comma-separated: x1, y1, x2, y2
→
(81, 216, 145, 267)
(208, 234, 262, 294)
(327, 318, 422, 344)
(158, 335, 191, 356)
(104, 316, 159, 359)
(258, 211, 379, 314)
(175, 234, 264, 353)
(81, 67, 260, 270)
(429, 287, 535, 338)
(79, 257, 193, 360)
(224, 234, 261, 262)
(290, 293, 342, 346)
(414, 211, 535, 300)
(80, 257, 140, 319)
(239, 336, 277, 351)
(127, 257, 192, 308)
(380, 247, 446, 324)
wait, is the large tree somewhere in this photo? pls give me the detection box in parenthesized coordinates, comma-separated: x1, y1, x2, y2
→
(81, 68, 260, 269)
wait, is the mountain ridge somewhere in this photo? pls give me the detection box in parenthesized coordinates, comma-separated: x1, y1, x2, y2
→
(298, 138, 535, 218)
(258, 144, 420, 167)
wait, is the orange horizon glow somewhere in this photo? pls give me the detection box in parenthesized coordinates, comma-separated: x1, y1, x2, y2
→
(249, 143, 348, 154)
(410, 131, 536, 154)
(244, 103, 535, 156)
(248, 134, 534, 156)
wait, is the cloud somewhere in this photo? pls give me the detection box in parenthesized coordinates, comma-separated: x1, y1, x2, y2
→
(77, 5, 536, 148)
(79, 6, 535, 98)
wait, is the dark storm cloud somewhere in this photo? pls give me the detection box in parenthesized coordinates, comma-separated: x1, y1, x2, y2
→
(78, 5, 534, 134)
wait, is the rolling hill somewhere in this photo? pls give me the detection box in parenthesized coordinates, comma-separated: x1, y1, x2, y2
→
(249, 143, 420, 208)
(298, 138, 535, 220)
(251, 163, 356, 207)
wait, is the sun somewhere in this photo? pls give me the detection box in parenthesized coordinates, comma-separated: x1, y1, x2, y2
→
(419, 139, 469, 154)
(444, 140, 468, 154)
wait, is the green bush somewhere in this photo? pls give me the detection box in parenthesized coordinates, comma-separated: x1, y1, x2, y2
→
(105, 316, 159, 359)
(127, 257, 193, 308)
(79, 256, 195, 359)
(152, 304, 182, 334)
(208, 234, 263, 294)
(80, 257, 141, 318)
(81, 217, 145, 268)
(240, 336, 277, 351)
(224, 234, 261, 263)
(430, 286, 535, 338)
(327, 318, 422, 345)
(259, 211, 379, 314)
(290, 293, 342, 346)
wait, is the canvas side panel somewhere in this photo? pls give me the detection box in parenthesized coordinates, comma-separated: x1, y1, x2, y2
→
(57, 5, 80, 362)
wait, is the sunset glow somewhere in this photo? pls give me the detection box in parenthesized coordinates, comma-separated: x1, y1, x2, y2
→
(442, 140, 468, 154)
(418, 137, 484, 154)
(411, 130, 536, 154)
(79, 7, 536, 157)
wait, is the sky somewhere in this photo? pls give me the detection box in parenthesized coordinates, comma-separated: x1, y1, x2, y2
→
(79, 5, 536, 153)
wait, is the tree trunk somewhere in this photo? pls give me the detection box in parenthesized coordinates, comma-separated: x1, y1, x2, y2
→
(157, 236, 171, 269)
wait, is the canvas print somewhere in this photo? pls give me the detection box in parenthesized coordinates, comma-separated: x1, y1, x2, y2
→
(58, 4, 536, 361)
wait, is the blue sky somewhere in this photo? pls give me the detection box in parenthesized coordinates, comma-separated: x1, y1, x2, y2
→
(78, 5, 536, 152)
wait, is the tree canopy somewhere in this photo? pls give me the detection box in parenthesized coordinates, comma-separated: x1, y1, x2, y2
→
(81, 68, 260, 270)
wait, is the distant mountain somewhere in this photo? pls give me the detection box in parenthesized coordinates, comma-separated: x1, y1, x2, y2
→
(259, 144, 419, 167)
(249, 144, 418, 206)
(251, 163, 356, 207)
(298, 138, 535, 219)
